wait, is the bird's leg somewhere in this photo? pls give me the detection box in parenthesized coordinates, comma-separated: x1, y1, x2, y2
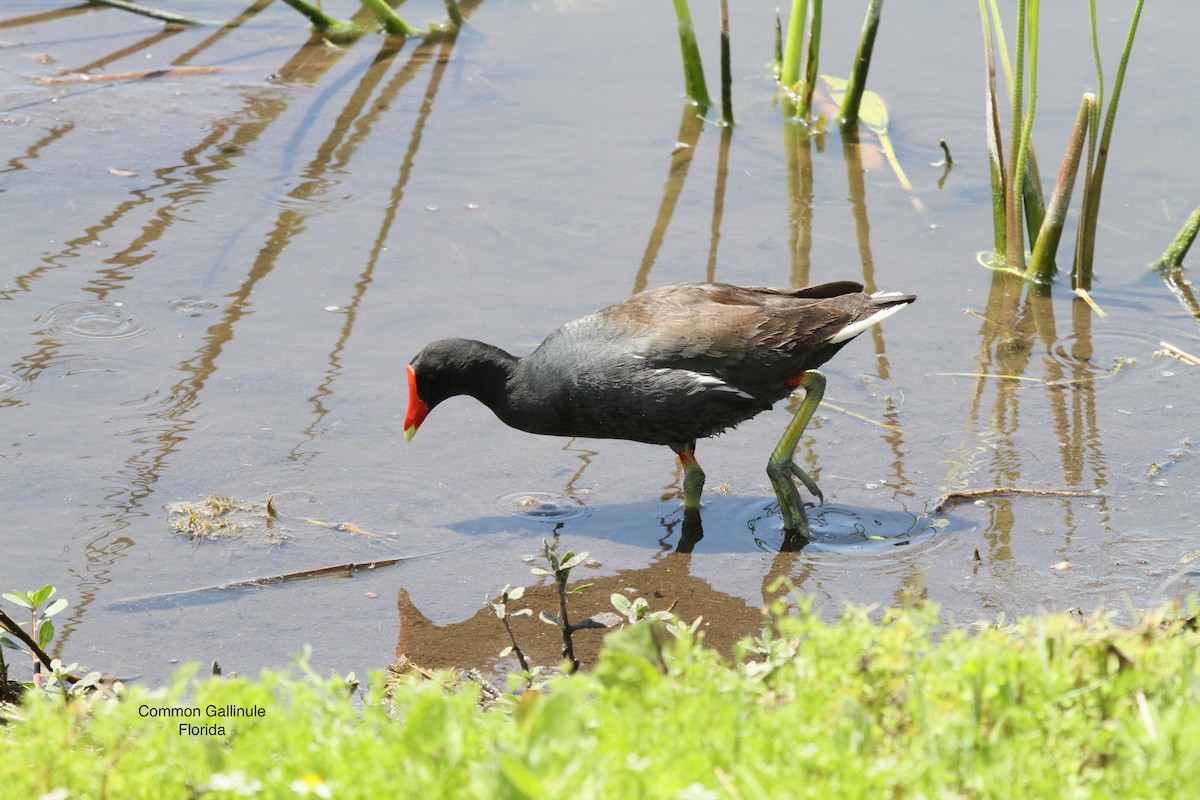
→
(670, 441, 705, 512)
(766, 370, 826, 537)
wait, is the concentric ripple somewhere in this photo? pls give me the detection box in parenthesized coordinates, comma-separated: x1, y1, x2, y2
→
(37, 300, 150, 341)
(0, 370, 31, 397)
(497, 491, 587, 521)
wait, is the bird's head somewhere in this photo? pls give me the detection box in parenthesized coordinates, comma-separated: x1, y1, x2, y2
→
(404, 338, 512, 441)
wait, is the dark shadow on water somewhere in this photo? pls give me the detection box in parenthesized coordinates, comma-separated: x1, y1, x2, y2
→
(445, 494, 953, 556)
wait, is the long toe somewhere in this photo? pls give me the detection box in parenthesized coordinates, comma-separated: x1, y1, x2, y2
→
(786, 461, 824, 505)
(767, 461, 811, 537)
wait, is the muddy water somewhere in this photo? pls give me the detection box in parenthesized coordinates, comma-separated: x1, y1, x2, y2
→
(2, 1, 1198, 685)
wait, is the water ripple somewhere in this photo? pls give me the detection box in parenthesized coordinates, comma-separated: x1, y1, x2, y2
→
(497, 491, 587, 522)
(37, 300, 150, 342)
(0, 370, 31, 395)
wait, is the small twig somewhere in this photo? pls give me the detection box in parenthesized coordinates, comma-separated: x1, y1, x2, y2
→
(935, 487, 1101, 513)
(35, 67, 248, 85)
(110, 555, 443, 607)
(1156, 341, 1200, 366)
(937, 138, 953, 166)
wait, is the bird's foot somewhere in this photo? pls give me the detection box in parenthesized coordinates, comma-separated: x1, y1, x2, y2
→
(675, 442, 706, 513)
(785, 461, 824, 505)
(766, 458, 822, 539)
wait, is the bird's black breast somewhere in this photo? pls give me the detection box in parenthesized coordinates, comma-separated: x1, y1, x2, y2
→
(507, 325, 777, 445)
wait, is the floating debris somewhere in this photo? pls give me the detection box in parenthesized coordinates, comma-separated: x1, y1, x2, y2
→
(166, 494, 283, 543)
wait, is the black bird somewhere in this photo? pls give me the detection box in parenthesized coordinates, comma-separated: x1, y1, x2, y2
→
(405, 281, 915, 536)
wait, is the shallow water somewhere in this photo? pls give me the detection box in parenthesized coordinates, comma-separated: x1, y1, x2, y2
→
(2, 1, 1199, 684)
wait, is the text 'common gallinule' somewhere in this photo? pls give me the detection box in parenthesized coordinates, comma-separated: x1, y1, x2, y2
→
(405, 281, 915, 537)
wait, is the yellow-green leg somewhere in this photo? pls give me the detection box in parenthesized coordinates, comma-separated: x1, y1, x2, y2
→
(766, 370, 826, 537)
(671, 440, 705, 512)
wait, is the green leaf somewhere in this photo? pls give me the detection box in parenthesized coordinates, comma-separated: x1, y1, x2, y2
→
(506, 586, 525, 601)
(498, 754, 546, 799)
(539, 611, 564, 630)
(559, 552, 589, 571)
(43, 598, 68, 618)
(37, 619, 54, 649)
(2, 592, 33, 609)
(29, 585, 55, 608)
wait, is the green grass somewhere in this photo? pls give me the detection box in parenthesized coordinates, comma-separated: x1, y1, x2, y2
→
(4, 602, 1199, 799)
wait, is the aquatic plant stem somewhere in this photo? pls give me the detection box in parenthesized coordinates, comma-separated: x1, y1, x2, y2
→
(720, 0, 733, 125)
(839, 0, 884, 126)
(277, 0, 355, 33)
(773, 10, 783, 81)
(443, 0, 463, 28)
(1029, 94, 1093, 281)
(798, 0, 822, 119)
(88, 0, 223, 26)
(359, 0, 421, 37)
(1016, 0, 1042, 277)
(1004, 0, 1027, 269)
(1153, 204, 1200, 272)
(780, 0, 809, 90)
(979, 0, 1007, 257)
(1075, 0, 1144, 290)
(671, 0, 712, 108)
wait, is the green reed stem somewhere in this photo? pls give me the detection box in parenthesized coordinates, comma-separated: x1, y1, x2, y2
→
(89, 0, 223, 26)
(1074, 0, 1144, 290)
(720, 0, 733, 125)
(277, 0, 355, 33)
(780, 0, 809, 90)
(979, 0, 1007, 258)
(1003, 0, 1027, 268)
(839, 0, 884, 126)
(797, 0, 822, 119)
(773, 10, 783, 82)
(1015, 0, 1040, 276)
(672, 0, 712, 108)
(1028, 93, 1093, 282)
(1152, 204, 1200, 272)
(360, 0, 421, 37)
(443, 0, 463, 29)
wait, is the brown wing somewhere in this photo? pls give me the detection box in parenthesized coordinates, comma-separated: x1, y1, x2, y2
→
(596, 282, 868, 384)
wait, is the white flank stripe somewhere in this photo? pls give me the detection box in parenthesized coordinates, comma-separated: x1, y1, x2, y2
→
(829, 300, 913, 344)
(654, 368, 755, 399)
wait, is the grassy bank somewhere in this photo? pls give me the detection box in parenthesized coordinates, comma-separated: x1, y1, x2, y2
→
(3, 601, 1198, 798)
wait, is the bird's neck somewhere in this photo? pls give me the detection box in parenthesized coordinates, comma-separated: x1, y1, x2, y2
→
(449, 340, 520, 412)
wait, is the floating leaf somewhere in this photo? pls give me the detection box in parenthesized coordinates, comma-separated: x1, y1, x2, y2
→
(823, 74, 922, 210)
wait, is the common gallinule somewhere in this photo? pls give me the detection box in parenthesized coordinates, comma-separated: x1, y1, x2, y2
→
(405, 281, 914, 537)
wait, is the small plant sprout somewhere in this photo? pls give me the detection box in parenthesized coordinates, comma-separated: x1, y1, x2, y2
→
(531, 540, 592, 673)
(0, 585, 98, 701)
(610, 594, 673, 625)
(1, 586, 68, 681)
(487, 585, 533, 674)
